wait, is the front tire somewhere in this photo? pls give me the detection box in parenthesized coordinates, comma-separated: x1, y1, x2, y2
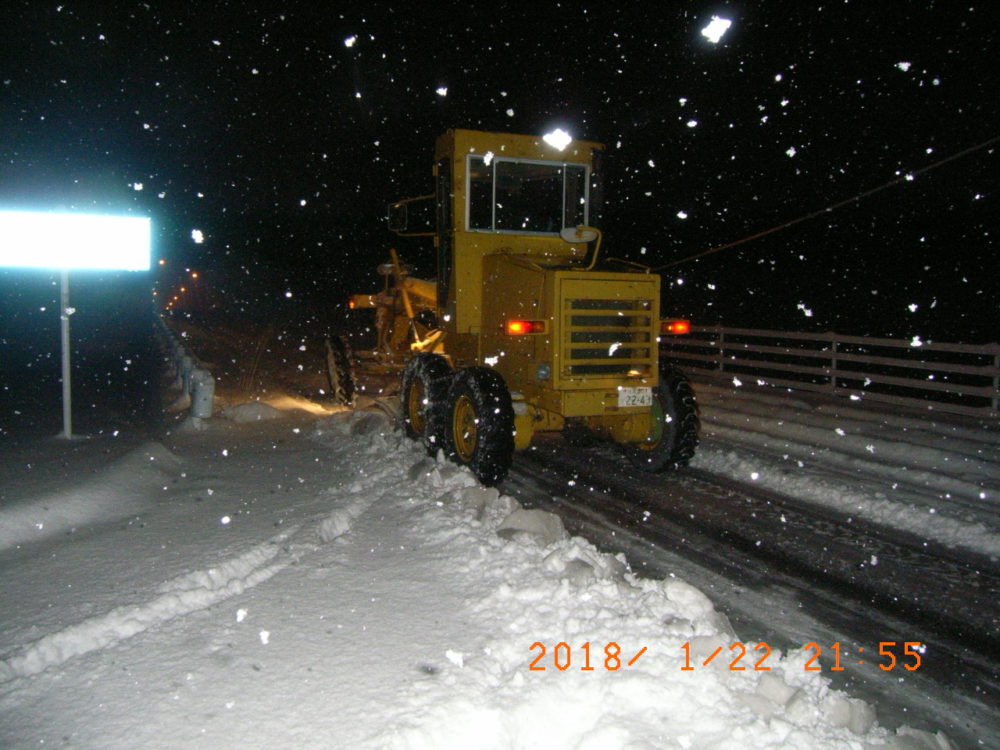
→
(626, 364, 699, 472)
(401, 353, 452, 454)
(325, 335, 355, 406)
(444, 367, 515, 487)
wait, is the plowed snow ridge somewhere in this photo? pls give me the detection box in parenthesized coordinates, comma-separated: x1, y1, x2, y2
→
(0, 525, 301, 682)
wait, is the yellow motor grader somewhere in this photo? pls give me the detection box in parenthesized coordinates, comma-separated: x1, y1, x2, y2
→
(332, 129, 698, 486)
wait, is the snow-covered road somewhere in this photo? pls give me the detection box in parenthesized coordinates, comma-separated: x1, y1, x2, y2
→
(689, 380, 999, 557)
(0, 396, 978, 749)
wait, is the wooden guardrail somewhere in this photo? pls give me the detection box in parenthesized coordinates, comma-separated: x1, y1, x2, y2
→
(660, 326, 1000, 418)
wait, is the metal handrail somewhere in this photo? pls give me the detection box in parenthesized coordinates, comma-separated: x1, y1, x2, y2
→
(660, 325, 1000, 418)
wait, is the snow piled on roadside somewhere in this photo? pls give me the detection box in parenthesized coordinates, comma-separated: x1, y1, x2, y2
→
(305, 412, 948, 750)
(0, 441, 182, 552)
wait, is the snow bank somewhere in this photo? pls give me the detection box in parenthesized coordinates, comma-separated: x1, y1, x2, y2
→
(223, 400, 284, 423)
(309, 411, 951, 750)
(0, 441, 181, 552)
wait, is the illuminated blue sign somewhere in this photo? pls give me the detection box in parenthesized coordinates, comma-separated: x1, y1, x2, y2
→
(0, 210, 151, 270)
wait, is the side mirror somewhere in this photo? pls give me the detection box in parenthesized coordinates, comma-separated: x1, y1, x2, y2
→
(560, 226, 598, 244)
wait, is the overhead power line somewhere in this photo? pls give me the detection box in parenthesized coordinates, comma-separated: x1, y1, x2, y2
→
(652, 134, 999, 272)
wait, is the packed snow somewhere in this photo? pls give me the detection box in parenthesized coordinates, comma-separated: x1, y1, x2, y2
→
(689, 381, 999, 557)
(0, 384, 973, 747)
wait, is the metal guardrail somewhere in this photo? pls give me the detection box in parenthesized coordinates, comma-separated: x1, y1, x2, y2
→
(660, 326, 1000, 418)
(155, 316, 216, 419)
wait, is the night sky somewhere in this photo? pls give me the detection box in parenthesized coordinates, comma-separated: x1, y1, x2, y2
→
(1, 1, 997, 344)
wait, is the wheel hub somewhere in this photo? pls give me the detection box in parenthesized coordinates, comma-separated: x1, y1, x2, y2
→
(453, 394, 478, 461)
(407, 381, 426, 433)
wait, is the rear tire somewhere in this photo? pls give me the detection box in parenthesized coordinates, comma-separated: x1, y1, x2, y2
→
(626, 363, 699, 472)
(325, 335, 355, 406)
(401, 353, 452, 455)
(444, 367, 515, 487)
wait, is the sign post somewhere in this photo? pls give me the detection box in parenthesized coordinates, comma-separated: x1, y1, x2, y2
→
(61, 269, 72, 437)
(0, 210, 152, 438)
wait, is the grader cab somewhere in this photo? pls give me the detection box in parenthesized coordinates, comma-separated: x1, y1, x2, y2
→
(338, 129, 698, 486)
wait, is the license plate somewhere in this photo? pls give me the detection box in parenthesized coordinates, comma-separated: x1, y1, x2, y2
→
(617, 386, 652, 408)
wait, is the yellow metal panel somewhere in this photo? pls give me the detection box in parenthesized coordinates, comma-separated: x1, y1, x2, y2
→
(553, 272, 660, 391)
(442, 129, 603, 163)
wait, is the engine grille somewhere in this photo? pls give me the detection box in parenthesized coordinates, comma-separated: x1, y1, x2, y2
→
(562, 298, 654, 377)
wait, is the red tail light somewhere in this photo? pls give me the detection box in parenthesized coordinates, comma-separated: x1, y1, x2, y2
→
(506, 320, 546, 335)
(660, 319, 691, 335)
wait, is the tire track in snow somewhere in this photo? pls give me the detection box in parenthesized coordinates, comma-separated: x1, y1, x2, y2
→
(0, 525, 302, 682)
(0, 412, 404, 684)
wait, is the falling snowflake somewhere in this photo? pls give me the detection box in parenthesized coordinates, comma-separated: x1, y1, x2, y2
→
(896, 61, 911, 72)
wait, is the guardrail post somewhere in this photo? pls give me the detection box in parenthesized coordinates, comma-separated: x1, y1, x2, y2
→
(190, 368, 215, 418)
(994, 352, 999, 418)
(179, 355, 194, 394)
(830, 338, 838, 393)
(718, 325, 725, 375)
